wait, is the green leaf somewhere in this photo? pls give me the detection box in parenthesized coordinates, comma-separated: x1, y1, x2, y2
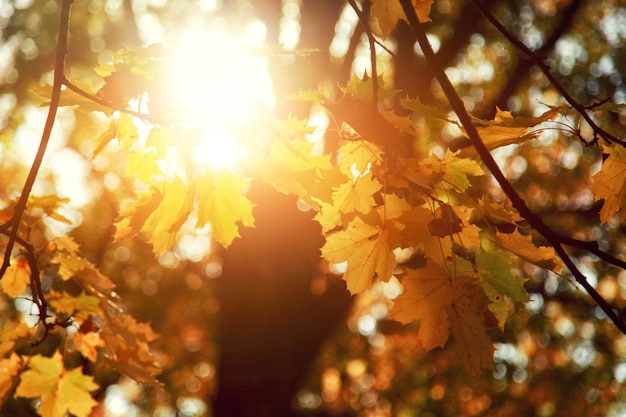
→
(476, 246, 529, 304)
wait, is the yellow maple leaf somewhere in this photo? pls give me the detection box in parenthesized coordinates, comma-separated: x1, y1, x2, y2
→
(593, 145, 626, 223)
(447, 283, 496, 377)
(47, 291, 102, 324)
(126, 150, 163, 183)
(196, 170, 255, 247)
(0, 353, 22, 406)
(338, 141, 384, 173)
(460, 107, 560, 157)
(2, 260, 30, 298)
(332, 174, 383, 215)
(143, 176, 194, 254)
(114, 188, 164, 241)
(15, 351, 98, 417)
(264, 138, 346, 205)
(321, 217, 396, 294)
(390, 261, 453, 350)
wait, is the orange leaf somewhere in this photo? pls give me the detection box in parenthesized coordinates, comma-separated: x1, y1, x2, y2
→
(390, 261, 453, 350)
(447, 283, 495, 377)
(74, 332, 105, 363)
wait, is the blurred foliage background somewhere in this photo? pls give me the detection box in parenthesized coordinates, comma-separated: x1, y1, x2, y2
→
(1, 0, 626, 416)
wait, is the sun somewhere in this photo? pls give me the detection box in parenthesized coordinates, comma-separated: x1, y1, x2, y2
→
(168, 26, 274, 171)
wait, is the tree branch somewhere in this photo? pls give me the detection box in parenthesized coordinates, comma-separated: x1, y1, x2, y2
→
(348, 0, 379, 106)
(470, 0, 624, 147)
(398, 0, 626, 335)
(484, 0, 584, 117)
(0, 0, 74, 279)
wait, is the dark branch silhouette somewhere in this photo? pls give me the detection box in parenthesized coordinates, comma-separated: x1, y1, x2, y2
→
(399, 0, 626, 335)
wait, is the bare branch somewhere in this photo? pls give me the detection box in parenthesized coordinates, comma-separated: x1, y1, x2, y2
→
(398, 0, 626, 335)
(347, 0, 379, 106)
(470, 0, 625, 147)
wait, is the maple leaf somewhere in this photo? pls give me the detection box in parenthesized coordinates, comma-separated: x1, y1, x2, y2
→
(371, 0, 433, 38)
(476, 246, 529, 303)
(496, 229, 563, 271)
(142, 176, 194, 254)
(126, 149, 163, 183)
(390, 261, 453, 349)
(15, 351, 98, 417)
(47, 291, 102, 324)
(459, 107, 561, 157)
(447, 283, 496, 377)
(321, 217, 396, 294)
(50, 252, 115, 296)
(74, 331, 105, 363)
(338, 141, 384, 173)
(593, 145, 626, 223)
(114, 188, 164, 241)
(28, 195, 72, 224)
(1, 260, 31, 298)
(49, 236, 80, 254)
(196, 169, 255, 247)
(264, 138, 346, 205)
(0, 353, 21, 406)
(332, 174, 383, 215)
(100, 314, 160, 384)
(0, 322, 31, 357)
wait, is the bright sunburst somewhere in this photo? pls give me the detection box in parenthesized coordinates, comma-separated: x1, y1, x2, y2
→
(168, 25, 274, 171)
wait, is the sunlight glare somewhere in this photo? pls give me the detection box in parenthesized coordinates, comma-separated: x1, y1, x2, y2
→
(169, 27, 274, 171)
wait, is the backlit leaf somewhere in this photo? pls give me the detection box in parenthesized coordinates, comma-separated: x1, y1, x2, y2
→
(0, 353, 21, 406)
(321, 217, 396, 294)
(15, 351, 99, 417)
(592, 145, 626, 223)
(339, 141, 384, 173)
(332, 174, 383, 215)
(371, 0, 432, 38)
(477, 246, 529, 305)
(447, 283, 495, 377)
(73, 331, 105, 363)
(100, 314, 160, 384)
(0, 322, 31, 357)
(196, 170, 255, 247)
(390, 261, 453, 349)
(496, 229, 563, 271)
(2, 260, 30, 298)
(47, 291, 102, 324)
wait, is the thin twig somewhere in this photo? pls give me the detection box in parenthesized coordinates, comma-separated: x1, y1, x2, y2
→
(470, 0, 625, 147)
(347, 0, 379, 106)
(398, 0, 626, 335)
(63, 79, 157, 123)
(0, 0, 74, 279)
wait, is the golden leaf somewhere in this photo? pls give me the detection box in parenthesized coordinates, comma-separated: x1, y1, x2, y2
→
(321, 217, 396, 294)
(390, 261, 453, 350)
(447, 283, 495, 377)
(592, 145, 626, 223)
(196, 170, 255, 247)
(2, 260, 31, 298)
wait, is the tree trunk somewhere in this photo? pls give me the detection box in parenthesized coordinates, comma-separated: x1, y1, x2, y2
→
(211, 182, 353, 417)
